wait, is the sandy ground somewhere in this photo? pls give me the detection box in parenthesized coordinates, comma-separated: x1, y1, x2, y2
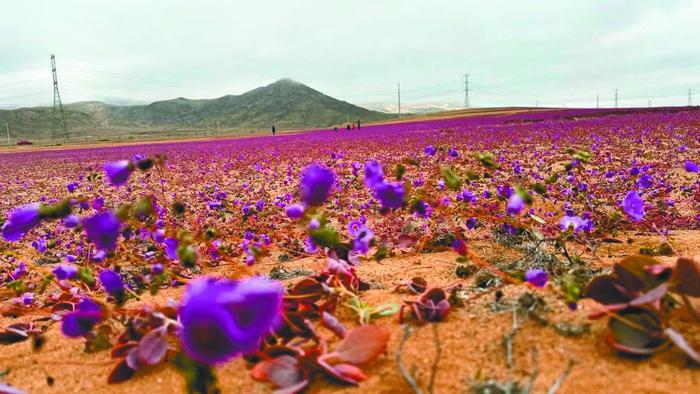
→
(1, 231, 698, 394)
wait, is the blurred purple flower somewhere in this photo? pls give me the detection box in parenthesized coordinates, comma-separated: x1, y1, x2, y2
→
(506, 194, 524, 216)
(178, 276, 283, 365)
(364, 160, 384, 189)
(2, 203, 41, 242)
(285, 203, 304, 219)
(83, 212, 120, 250)
(104, 160, 133, 186)
(53, 264, 78, 280)
(61, 298, 102, 338)
(622, 191, 645, 222)
(525, 268, 548, 288)
(300, 165, 335, 206)
(375, 182, 404, 210)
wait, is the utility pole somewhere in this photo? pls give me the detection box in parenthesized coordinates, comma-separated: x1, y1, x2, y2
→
(464, 73, 470, 109)
(50, 55, 68, 142)
(535, 100, 539, 108)
(648, 100, 651, 108)
(5, 122, 9, 146)
(614, 88, 619, 109)
(397, 82, 401, 119)
(689, 88, 693, 106)
(596, 93, 599, 109)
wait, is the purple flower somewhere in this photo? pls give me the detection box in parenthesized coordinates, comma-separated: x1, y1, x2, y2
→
(152, 263, 164, 275)
(99, 270, 124, 296)
(153, 229, 166, 243)
(83, 212, 121, 250)
(448, 147, 459, 158)
(364, 161, 384, 189)
(255, 200, 265, 212)
(506, 194, 524, 216)
(62, 214, 80, 229)
(424, 145, 436, 156)
(375, 182, 404, 210)
(285, 203, 304, 219)
(347, 219, 364, 237)
(178, 276, 283, 365)
(560, 215, 587, 232)
(525, 268, 548, 288)
(685, 160, 699, 173)
(32, 238, 47, 253)
(164, 238, 179, 260)
(66, 182, 78, 193)
(2, 203, 41, 242)
(53, 264, 78, 280)
(352, 225, 375, 254)
(92, 250, 106, 262)
(622, 191, 645, 222)
(92, 197, 104, 211)
(61, 298, 103, 338)
(300, 165, 335, 206)
(466, 217, 478, 230)
(636, 175, 653, 189)
(104, 160, 133, 186)
(452, 239, 468, 256)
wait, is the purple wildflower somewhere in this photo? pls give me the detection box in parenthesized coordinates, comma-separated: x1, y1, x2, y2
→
(99, 270, 124, 296)
(104, 160, 133, 186)
(364, 161, 385, 189)
(685, 160, 699, 173)
(83, 212, 121, 250)
(525, 269, 548, 288)
(506, 194, 524, 216)
(178, 276, 283, 365)
(622, 191, 645, 222)
(375, 182, 404, 210)
(300, 165, 335, 206)
(1, 203, 41, 242)
(53, 264, 78, 280)
(285, 203, 305, 219)
(61, 298, 103, 338)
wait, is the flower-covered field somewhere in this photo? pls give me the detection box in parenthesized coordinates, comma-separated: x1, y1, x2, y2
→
(0, 107, 699, 393)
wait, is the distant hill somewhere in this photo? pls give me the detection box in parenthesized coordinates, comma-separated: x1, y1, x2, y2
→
(0, 79, 392, 139)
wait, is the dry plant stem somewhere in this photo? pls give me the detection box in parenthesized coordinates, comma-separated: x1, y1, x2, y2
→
(396, 324, 425, 394)
(523, 347, 540, 393)
(547, 359, 577, 394)
(427, 324, 442, 394)
(503, 307, 520, 370)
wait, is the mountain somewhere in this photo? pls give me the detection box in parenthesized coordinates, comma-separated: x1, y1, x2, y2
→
(0, 79, 393, 140)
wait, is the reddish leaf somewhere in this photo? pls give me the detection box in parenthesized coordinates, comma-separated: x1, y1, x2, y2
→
(251, 355, 302, 388)
(665, 328, 700, 364)
(670, 258, 700, 297)
(108, 359, 136, 384)
(137, 328, 168, 366)
(111, 342, 138, 358)
(585, 275, 630, 305)
(0, 327, 28, 345)
(126, 347, 142, 371)
(287, 278, 324, 303)
(629, 283, 668, 307)
(332, 325, 390, 365)
(332, 363, 367, 382)
(321, 311, 347, 338)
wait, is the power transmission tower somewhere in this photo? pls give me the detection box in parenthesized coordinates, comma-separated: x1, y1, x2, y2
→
(614, 88, 619, 109)
(397, 82, 401, 119)
(689, 89, 693, 106)
(51, 54, 68, 142)
(464, 73, 469, 109)
(596, 93, 599, 109)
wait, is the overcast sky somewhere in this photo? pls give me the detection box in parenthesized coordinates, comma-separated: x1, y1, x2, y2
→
(1, 0, 699, 110)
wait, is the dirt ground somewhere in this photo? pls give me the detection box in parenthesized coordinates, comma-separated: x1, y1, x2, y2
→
(1, 231, 698, 394)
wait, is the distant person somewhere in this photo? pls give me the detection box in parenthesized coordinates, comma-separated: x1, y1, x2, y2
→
(357, 119, 361, 129)
(352, 123, 356, 130)
(346, 124, 351, 131)
(272, 125, 276, 135)
(334, 126, 339, 132)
